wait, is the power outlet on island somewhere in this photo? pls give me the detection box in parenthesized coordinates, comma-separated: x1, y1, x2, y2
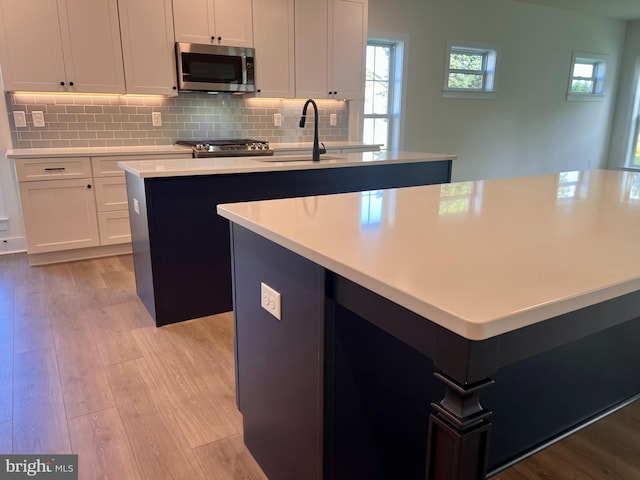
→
(261, 282, 281, 320)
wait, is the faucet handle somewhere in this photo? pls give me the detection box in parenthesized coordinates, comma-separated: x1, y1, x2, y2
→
(319, 142, 327, 155)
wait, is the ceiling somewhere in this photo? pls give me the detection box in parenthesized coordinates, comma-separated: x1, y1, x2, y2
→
(515, 0, 640, 20)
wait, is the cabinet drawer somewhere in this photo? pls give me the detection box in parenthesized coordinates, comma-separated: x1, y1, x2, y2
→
(15, 157, 92, 182)
(94, 177, 127, 212)
(91, 153, 192, 177)
(98, 210, 131, 245)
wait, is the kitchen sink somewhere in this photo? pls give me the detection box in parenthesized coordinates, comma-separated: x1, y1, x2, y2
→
(255, 155, 346, 162)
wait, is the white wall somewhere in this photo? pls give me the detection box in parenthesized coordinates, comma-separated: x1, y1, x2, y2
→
(607, 20, 640, 169)
(369, 0, 627, 181)
(0, 95, 25, 253)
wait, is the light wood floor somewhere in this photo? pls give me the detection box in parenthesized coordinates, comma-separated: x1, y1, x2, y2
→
(0, 253, 638, 479)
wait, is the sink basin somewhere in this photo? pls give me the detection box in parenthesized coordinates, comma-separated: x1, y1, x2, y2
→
(256, 155, 346, 162)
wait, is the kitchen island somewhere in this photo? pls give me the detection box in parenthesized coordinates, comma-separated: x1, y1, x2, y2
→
(217, 169, 640, 479)
(118, 150, 455, 326)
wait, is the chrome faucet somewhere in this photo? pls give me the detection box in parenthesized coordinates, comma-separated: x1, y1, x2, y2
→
(299, 99, 326, 161)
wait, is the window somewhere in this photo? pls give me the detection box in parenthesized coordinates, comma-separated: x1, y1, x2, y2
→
(568, 52, 607, 99)
(443, 40, 497, 98)
(363, 40, 403, 150)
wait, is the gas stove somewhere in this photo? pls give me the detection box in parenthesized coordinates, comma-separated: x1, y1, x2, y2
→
(176, 139, 273, 158)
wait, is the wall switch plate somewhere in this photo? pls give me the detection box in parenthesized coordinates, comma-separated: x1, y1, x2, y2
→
(0, 218, 8, 231)
(330, 113, 337, 126)
(32, 111, 45, 127)
(261, 282, 281, 320)
(273, 113, 282, 127)
(133, 198, 140, 214)
(13, 111, 27, 128)
(152, 112, 162, 127)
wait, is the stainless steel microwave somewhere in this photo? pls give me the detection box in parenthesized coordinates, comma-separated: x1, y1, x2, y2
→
(176, 42, 255, 93)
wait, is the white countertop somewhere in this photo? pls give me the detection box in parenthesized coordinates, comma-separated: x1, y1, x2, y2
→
(5, 142, 379, 159)
(118, 150, 456, 178)
(217, 169, 640, 341)
(270, 141, 382, 151)
(6, 145, 193, 158)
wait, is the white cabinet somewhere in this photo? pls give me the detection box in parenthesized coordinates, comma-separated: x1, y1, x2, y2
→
(173, 0, 253, 48)
(15, 152, 192, 262)
(329, 0, 367, 100)
(294, 0, 367, 100)
(294, 0, 329, 99)
(0, 0, 125, 93)
(119, 0, 177, 95)
(252, 0, 295, 98)
(17, 158, 100, 254)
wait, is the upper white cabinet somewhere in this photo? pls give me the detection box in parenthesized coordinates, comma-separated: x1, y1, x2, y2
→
(294, 0, 367, 100)
(119, 0, 178, 95)
(173, 0, 254, 48)
(294, 0, 329, 99)
(329, 0, 367, 100)
(252, 0, 295, 98)
(0, 0, 125, 93)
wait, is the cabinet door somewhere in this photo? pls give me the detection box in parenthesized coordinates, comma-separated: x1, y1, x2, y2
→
(173, 0, 215, 44)
(213, 0, 253, 47)
(0, 0, 67, 92)
(94, 177, 128, 212)
(19, 178, 100, 254)
(294, 0, 329, 99)
(330, 0, 367, 100)
(252, 0, 294, 98)
(119, 0, 177, 95)
(57, 0, 125, 93)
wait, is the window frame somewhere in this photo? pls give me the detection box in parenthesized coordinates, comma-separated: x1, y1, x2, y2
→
(443, 39, 498, 99)
(567, 52, 607, 101)
(362, 39, 402, 150)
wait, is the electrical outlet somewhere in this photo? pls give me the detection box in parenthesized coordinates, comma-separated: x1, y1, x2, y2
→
(0, 218, 8, 231)
(133, 198, 140, 214)
(273, 113, 282, 127)
(152, 112, 162, 127)
(330, 113, 337, 126)
(13, 111, 27, 128)
(32, 111, 45, 127)
(261, 282, 281, 320)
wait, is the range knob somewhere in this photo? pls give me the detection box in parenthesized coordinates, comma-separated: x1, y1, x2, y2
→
(196, 143, 204, 150)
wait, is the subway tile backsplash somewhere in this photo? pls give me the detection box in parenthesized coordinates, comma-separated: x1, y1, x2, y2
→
(6, 93, 349, 149)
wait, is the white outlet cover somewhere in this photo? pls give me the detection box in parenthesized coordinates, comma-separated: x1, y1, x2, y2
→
(261, 282, 281, 320)
(13, 111, 27, 128)
(330, 113, 337, 126)
(273, 113, 282, 127)
(152, 112, 162, 127)
(32, 111, 45, 127)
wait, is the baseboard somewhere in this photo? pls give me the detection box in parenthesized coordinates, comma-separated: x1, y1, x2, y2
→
(0, 235, 27, 255)
(27, 243, 132, 266)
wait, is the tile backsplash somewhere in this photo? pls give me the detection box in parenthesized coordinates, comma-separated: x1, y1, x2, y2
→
(6, 93, 349, 149)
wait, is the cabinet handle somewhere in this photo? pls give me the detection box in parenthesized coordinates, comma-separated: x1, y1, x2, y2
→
(87, 184, 92, 189)
(69, 81, 74, 86)
(257, 89, 261, 93)
(60, 81, 65, 86)
(173, 86, 177, 90)
(44, 167, 66, 171)
(211, 36, 215, 42)
(218, 36, 222, 42)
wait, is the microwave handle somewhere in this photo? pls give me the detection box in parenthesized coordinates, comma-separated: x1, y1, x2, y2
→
(242, 55, 247, 85)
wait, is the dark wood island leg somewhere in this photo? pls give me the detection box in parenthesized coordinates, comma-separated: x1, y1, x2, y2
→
(426, 373, 494, 479)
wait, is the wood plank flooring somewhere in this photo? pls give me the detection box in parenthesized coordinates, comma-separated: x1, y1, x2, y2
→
(0, 252, 638, 479)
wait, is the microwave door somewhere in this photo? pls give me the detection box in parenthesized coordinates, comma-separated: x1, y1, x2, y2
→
(179, 51, 251, 92)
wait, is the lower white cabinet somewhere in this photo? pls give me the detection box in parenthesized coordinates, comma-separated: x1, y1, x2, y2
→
(18, 177, 100, 253)
(15, 152, 192, 261)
